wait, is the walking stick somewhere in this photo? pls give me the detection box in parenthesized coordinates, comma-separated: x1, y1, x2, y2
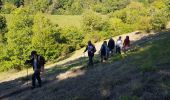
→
(27, 66, 28, 86)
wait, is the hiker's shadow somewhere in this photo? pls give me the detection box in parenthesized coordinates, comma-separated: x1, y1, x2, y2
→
(0, 55, 90, 99)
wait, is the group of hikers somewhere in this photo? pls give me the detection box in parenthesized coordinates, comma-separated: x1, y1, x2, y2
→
(25, 36, 130, 89)
(84, 36, 130, 66)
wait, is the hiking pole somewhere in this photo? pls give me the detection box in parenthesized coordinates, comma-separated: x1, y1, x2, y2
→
(81, 52, 86, 67)
(27, 66, 28, 86)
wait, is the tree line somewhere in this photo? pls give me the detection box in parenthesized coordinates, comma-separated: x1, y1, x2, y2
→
(0, 0, 170, 71)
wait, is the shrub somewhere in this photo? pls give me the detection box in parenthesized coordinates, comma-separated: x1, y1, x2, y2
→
(82, 10, 105, 32)
(0, 2, 17, 14)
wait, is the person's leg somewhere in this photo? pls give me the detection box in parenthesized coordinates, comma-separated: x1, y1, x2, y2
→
(116, 46, 118, 54)
(35, 70, 42, 87)
(89, 56, 94, 66)
(118, 47, 121, 54)
(32, 72, 36, 88)
(101, 55, 103, 62)
(110, 49, 113, 56)
(88, 56, 91, 66)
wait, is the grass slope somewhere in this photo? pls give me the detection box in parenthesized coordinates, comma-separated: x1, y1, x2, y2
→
(3, 14, 82, 28)
(1, 12, 170, 100)
(0, 30, 170, 100)
(47, 15, 82, 28)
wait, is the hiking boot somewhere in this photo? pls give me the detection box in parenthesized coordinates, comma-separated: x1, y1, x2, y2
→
(31, 86, 35, 89)
(38, 84, 42, 88)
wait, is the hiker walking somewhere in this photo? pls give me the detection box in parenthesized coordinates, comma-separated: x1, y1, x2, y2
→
(100, 41, 109, 62)
(116, 36, 122, 54)
(108, 37, 115, 56)
(25, 51, 45, 89)
(84, 41, 96, 66)
(122, 36, 130, 53)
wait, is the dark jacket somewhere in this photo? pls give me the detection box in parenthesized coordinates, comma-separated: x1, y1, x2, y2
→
(84, 44, 96, 57)
(100, 44, 109, 56)
(108, 39, 115, 50)
(123, 39, 130, 47)
(26, 55, 45, 70)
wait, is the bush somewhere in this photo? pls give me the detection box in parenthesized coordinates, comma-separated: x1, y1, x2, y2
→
(0, 2, 17, 14)
(60, 26, 84, 51)
(82, 10, 105, 32)
(136, 16, 152, 32)
(0, 15, 7, 42)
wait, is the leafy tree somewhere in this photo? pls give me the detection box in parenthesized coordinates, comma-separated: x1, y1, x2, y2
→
(60, 26, 84, 53)
(0, 15, 7, 43)
(0, 2, 17, 14)
(5, 8, 33, 70)
(32, 13, 60, 60)
(82, 10, 105, 32)
(149, 1, 169, 30)
(28, 0, 51, 13)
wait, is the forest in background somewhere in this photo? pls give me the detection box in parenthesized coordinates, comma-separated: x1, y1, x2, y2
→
(0, 0, 170, 71)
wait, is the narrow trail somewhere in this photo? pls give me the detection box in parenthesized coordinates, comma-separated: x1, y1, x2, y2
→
(0, 31, 152, 83)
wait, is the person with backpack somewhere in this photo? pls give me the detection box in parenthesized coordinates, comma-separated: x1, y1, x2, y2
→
(25, 51, 45, 89)
(84, 41, 96, 66)
(116, 36, 122, 54)
(122, 36, 130, 53)
(100, 41, 109, 62)
(108, 37, 115, 56)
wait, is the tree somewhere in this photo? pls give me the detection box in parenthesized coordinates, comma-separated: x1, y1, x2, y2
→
(31, 0, 51, 13)
(0, 2, 17, 14)
(150, 1, 169, 30)
(32, 13, 60, 60)
(0, 0, 3, 9)
(5, 8, 33, 70)
(0, 15, 7, 43)
(82, 10, 104, 32)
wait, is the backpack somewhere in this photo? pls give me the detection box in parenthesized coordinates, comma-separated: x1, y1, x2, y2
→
(93, 45, 96, 53)
(88, 45, 96, 53)
(38, 55, 45, 72)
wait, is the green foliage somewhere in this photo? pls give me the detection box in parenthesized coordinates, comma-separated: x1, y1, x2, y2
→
(109, 1, 169, 32)
(0, 2, 17, 14)
(82, 10, 105, 32)
(108, 18, 133, 36)
(4, 8, 33, 70)
(29, 0, 51, 13)
(149, 1, 170, 30)
(51, 0, 130, 14)
(0, 15, 7, 35)
(60, 27, 84, 51)
(32, 13, 60, 60)
(0, 15, 7, 44)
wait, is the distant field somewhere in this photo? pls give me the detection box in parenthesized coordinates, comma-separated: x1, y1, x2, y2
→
(47, 15, 82, 28)
(3, 14, 82, 28)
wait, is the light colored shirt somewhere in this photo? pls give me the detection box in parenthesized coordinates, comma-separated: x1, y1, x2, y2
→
(116, 40, 122, 48)
(33, 59, 38, 71)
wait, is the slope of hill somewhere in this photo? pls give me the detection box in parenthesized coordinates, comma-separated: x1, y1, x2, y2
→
(0, 31, 150, 82)
(0, 30, 170, 100)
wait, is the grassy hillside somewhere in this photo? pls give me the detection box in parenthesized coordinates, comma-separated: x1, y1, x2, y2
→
(4, 14, 82, 28)
(0, 30, 169, 100)
(47, 15, 82, 28)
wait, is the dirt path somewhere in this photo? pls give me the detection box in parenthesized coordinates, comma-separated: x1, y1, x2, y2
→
(0, 31, 154, 83)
